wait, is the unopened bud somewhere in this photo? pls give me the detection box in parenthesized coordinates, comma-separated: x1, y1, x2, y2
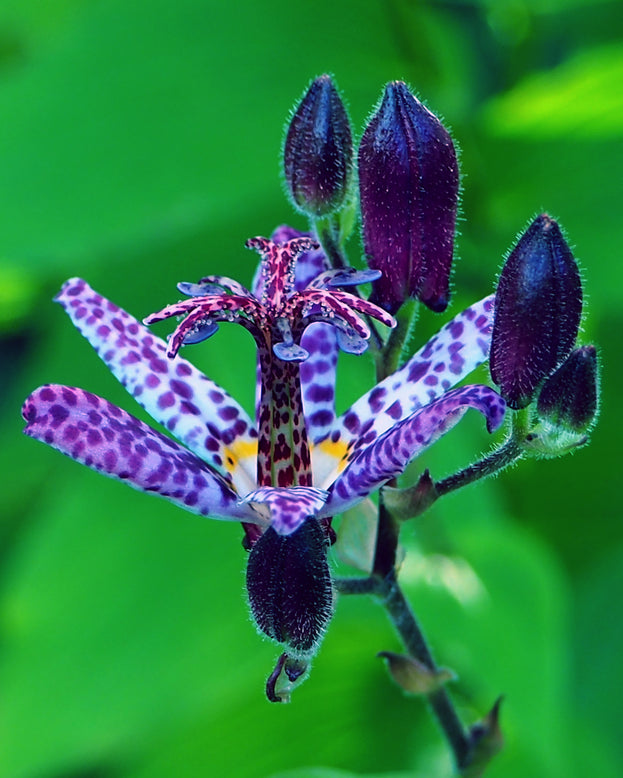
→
(284, 75, 353, 217)
(358, 81, 459, 314)
(490, 214, 582, 409)
(537, 345, 598, 433)
(523, 344, 598, 457)
(246, 518, 334, 657)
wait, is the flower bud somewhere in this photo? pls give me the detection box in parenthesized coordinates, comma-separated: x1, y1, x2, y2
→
(283, 75, 353, 217)
(490, 214, 582, 409)
(537, 345, 598, 433)
(246, 518, 333, 657)
(358, 81, 459, 314)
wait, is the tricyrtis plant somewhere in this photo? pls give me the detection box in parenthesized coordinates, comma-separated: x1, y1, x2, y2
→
(22, 75, 599, 775)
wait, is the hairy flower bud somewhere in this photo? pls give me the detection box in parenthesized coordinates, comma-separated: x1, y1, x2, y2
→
(246, 518, 334, 657)
(537, 345, 598, 433)
(358, 81, 459, 314)
(284, 75, 353, 217)
(490, 214, 582, 409)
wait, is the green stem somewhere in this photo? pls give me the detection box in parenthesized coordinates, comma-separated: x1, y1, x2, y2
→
(379, 569, 473, 770)
(336, 569, 473, 770)
(435, 436, 523, 499)
(376, 299, 418, 382)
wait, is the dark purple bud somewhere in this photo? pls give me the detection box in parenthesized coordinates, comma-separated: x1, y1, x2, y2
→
(284, 75, 353, 217)
(358, 81, 459, 314)
(536, 345, 598, 433)
(490, 214, 583, 409)
(246, 518, 333, 657)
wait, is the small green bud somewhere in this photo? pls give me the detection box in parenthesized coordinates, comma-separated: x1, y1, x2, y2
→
(524, 345, 599, 457)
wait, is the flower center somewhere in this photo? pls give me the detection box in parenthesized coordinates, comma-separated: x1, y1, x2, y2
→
(144, 235, 395, 495)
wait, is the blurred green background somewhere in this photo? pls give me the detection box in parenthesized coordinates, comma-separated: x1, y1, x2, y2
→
(0, 1, 621, 776)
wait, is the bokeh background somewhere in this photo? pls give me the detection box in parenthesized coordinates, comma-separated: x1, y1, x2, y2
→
(1, 1, 621, 776)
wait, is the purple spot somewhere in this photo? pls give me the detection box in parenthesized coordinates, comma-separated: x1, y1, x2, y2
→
(306, 384, 334, 403)
(146, 374, 160, 388)
(450, 321, 464, 338)
(121, 351, 140, 365)
(343, 412, 360, 433)
(49, 404, 69, 427)
(171, 379, 193, 399)
(173, 470, 188, 485)
(176, 363, 192, 377)
(309, 409, 333, 428)
(61, 388, 78, 406)
(63, 425, 79, 442)
(158, 392, 175, 409)
(424, 375, 438, 386)
(313, 360, 331, 375)
(87, 429, 103, 446)
(152, 358, 169, 374)
(184, 491, 199, 507)
(84, 392, 100, 408)
(40, 386, 56, 402)
(408, 360, 431, 383)
(386, 401, 403, 420)
(218, 406, 239, 422)
(368, 386, 387, 413)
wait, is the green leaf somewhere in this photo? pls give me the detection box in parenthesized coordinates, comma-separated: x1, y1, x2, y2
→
(482, 44, 623, 139)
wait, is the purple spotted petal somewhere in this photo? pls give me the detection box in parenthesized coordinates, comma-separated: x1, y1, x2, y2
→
(300, 322, 338, 442)
(242, 486, 329, 535)
(22, 385, 259, 524)
(55, 279, 258, 494)
(320, 384, 506, 517)
(313, 294, 495, 487)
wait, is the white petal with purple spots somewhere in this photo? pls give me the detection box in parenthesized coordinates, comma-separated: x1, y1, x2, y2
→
(22, 385, 260, 524)
(56, 279, 258, 494)
(319, 384, 506, 517)
(312, 295, 495, 487)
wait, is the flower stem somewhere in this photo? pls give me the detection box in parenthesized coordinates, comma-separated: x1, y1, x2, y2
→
(376, 299, 418, 381)
(380, 569, 473, 770)
(335, 568, 473, 771)
(434, 436, 523, 499)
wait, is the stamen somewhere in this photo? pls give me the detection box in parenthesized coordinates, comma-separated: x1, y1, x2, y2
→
(273, 318, 309, 362)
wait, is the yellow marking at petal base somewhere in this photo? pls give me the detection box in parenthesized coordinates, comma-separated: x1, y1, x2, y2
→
(310, 437, 352, 489)
(223, 438, 258, 495)
(223, 438, 258, 471)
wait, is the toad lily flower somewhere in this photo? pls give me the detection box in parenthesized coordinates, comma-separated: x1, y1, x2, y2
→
(22, 231, 505, 659)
